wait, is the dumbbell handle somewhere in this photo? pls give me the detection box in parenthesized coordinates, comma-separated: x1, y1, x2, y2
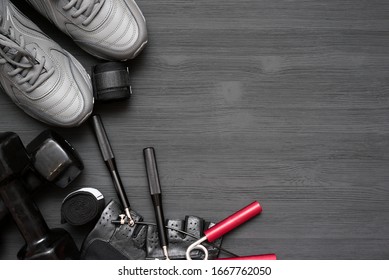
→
(0, 180, 50, 245)
(0, 178, 80, 259)
(0, 169, 41, 223)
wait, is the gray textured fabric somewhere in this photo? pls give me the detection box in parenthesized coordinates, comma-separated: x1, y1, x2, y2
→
(0, 0, 93, 127)
(26, 0, 148, 60)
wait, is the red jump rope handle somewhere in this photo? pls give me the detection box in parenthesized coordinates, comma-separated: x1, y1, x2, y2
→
(218, 254, 277, 260)
(204, 201, 262, 242)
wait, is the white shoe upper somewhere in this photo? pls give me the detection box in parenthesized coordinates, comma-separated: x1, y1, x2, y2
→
(0, 0, 93, 127)
(27, 0, 148, 60)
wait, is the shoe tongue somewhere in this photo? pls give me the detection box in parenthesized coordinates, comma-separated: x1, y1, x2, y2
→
(2, 41, 43, 84)
(75, 0, 83, 10)
(19, 55, 32, 67)
(78, 0, 97, 17)
(1, 36, 18, 60)
(4, 47, 18, 57)
(1, 36, 31, 65)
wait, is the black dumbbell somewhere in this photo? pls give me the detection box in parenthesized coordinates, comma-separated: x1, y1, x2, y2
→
(0, 132, 80, 259)
(0, 130, 83, 223)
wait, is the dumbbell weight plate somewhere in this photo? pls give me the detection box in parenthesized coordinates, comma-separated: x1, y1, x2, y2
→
(26, 130, 84, 188)
(0, 130, 84, 224)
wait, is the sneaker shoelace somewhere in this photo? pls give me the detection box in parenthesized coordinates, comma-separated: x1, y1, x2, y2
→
(0, 27, 54, 93)
(63, 0, 105, 26)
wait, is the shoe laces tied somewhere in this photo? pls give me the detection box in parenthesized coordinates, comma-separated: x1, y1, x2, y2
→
(63, 0, 105, 26)
(0, 27, 54, 93)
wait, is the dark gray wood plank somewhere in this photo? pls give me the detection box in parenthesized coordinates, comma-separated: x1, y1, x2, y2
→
(0, 0, 389, 259)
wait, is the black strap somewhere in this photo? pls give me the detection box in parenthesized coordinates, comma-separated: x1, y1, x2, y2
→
(92, 62, 132, 102)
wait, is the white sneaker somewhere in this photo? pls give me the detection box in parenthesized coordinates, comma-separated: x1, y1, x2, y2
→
(0, 0, 93, 127)
(27, 0, 148, 61)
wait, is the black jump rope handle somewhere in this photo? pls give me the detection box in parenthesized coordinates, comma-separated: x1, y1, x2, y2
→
(143, 147, 169, 258)
(91, 114, 133, 224)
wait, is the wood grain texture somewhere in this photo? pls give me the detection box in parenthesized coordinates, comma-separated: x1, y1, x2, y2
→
(0, 0, 389, 259)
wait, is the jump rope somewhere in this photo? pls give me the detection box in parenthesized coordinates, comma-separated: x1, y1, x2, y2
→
(93, 114, 276, 260)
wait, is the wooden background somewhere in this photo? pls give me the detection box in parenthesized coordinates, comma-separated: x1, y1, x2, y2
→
(1, 0, 389, 259)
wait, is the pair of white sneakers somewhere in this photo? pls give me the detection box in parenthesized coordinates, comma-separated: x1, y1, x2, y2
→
(0, 0, 147, 127)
